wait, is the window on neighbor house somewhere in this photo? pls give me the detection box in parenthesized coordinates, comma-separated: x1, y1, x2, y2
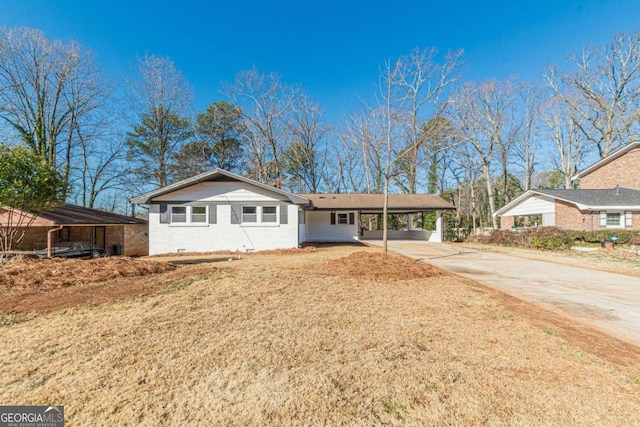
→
(338, 213, 348, 224)
(262, 206, 277, 223)
(606, 212, 621, 227)
(242, 206, 257, 223)
(599, 211, 631, 229)
(171, 206, 187, 223)
(191, 206, 207, 223)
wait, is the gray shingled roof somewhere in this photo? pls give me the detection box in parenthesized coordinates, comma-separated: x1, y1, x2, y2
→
(38, 204, 147, 225)
(534, 188, 640, 207)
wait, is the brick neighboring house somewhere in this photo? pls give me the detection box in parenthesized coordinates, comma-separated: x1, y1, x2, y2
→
(495, 142, 640, 231)
(0, 204, 148, 256)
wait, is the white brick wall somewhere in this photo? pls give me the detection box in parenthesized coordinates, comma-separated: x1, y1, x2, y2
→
(148, 182, 301, 255)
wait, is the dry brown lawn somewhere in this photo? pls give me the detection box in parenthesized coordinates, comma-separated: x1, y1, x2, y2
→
(1, 245, 640, 426)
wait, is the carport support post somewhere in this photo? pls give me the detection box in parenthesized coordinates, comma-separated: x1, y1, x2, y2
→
(407, 214, 413, 231)
(434, 210, 443, 243)
(47, 225, 64, 258)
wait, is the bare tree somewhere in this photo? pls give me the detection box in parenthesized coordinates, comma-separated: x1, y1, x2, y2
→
(223, 68, 298, 188)
(513, 82, 542, 191)
(324, 132, 367, 193)
(286, 94, 329, 192)
(394, 48, 463, 193)
(449, 80, 519, 229)
(541, 93, 591, 188)
(545, 30, 640, 158)
(0, 27, 110, 197)
(125, 55, 193, 187)
(74, 130, 128, 208)
(344, 106, 386, 193)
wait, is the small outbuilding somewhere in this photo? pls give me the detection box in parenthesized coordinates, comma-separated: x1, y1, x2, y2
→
(1, 204, 148, 256)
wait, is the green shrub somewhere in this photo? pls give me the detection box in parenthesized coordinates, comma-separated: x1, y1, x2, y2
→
(567, 230, 638, 244)
(482, 227, 573, 250)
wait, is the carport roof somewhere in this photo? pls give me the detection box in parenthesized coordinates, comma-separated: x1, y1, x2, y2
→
(299, 193, 455, 212)
(38, 204, 147, 225)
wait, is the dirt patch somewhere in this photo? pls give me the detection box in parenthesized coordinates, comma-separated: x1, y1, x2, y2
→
(0, 256, 176, 289)
(0, 257, 198, 314)
(0, 263, 217, 315)
(148, 245, 318, 260)
(323, 251, 446, 280)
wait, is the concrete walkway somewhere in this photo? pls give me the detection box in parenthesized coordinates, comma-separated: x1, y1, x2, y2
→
(366, 240, 640, 346)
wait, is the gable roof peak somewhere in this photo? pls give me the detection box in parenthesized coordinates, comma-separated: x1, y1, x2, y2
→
(571, 141, 640, 182)
(129, 169, 310, 205)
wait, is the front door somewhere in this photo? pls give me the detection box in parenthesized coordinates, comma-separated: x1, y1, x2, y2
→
(94, 226, 106, 249)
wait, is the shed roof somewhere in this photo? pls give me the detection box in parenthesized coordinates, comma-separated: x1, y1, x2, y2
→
(300, 193, 455, 212)
(38, 204, 147, 225)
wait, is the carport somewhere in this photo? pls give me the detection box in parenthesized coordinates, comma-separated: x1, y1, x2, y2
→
(299, 193, 455, 243)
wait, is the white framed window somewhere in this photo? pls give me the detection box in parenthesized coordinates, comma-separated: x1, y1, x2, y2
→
(237, 205, 281, 225)
(171, 206, 187, 223)
(191, 206, 207, 223)
(606, 212, 621, 227)
(262, 206, 277, 223)
(242, 206, 257, 223)
(599, 211, 626, 229)
(170, 205, 208, 225)
(338, 213, 348, 224)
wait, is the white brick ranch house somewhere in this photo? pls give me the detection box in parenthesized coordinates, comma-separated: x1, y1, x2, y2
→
(130, 169, 455, 255)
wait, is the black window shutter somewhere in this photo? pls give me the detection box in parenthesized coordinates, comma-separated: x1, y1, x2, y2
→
(280, 204, 288, 224)
(208, 204, 217, 224)
(159, 203, 168, 223)
(349, 212, 355, 225)
(330, 212, 336, 225)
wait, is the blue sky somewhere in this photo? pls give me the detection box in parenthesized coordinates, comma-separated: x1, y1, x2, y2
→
(2, 0, 640, 119)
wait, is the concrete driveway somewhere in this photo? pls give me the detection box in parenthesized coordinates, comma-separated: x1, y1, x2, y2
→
(366, 240, 640, 346)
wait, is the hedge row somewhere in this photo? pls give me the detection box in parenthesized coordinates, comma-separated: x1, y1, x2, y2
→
(478, 227, 640, 250)
(478, 227, 574, 250)
(565, 230, 640, 245)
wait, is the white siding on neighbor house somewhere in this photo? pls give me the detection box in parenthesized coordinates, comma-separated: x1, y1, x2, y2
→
(305, 211, 359, 242)
(148, 182, 300, 254)
(542, 212, 555, 226)
(503, 195, 556, 216)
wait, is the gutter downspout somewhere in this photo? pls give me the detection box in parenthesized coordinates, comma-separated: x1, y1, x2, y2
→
(47, 225, 63, 258)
